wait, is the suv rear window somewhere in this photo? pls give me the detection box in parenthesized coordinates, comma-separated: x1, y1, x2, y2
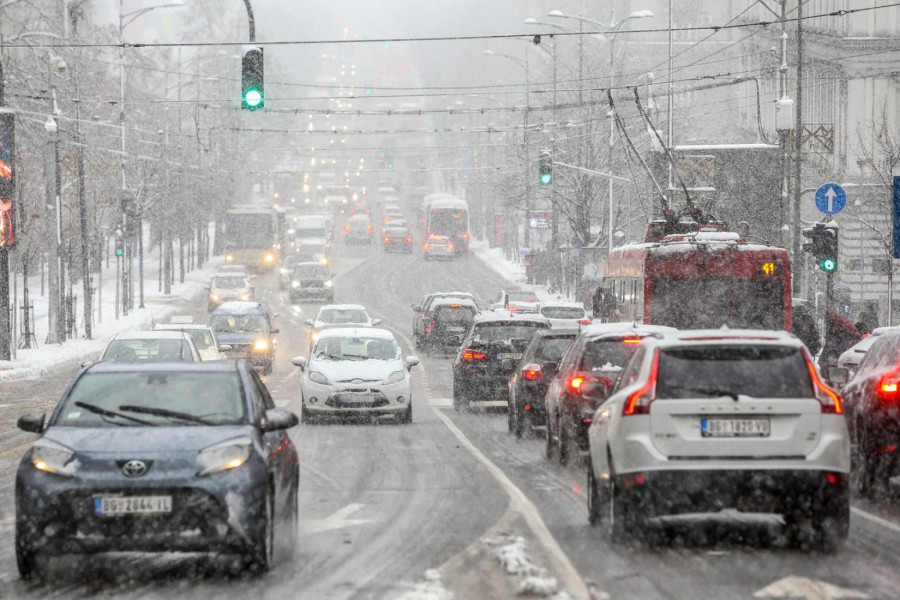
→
(434, 306, 476, 322)
(580, 339, 640, 372)
(472, 323, 545, 343)
(541, 307, 584, 319)
(535, 337, 575, 362)
(655, 346, 813, 399)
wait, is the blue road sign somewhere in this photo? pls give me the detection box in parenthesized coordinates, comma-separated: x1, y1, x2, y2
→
(893, 176, 900, 259)
(815, 183, 846, 215)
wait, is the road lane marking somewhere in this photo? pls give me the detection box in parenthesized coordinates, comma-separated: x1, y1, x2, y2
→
(429, 397, 453, 407)
(300, 503, 371, 534)
(754, 575, 869, 599)
(851, 506, 900, 536)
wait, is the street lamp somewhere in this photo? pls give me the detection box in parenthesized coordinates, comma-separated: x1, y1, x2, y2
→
(118, 0, 185, 312)
(548, 8, 653, 257)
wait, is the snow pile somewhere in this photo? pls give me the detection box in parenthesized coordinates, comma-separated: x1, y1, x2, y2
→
(486, 534, 560, 597)
(395, 569, 453, 600)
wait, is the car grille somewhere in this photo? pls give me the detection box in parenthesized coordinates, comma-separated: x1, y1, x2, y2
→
(297, 279, 324, 288)
(325, 389, 390, 408)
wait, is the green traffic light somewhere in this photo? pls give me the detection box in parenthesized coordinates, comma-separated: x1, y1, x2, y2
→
(820, 258, 836, 272)
(244, 89, 263, 108)
(540, 173, 552, 185)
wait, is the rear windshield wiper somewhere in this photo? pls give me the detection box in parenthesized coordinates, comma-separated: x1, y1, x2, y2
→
(666, 385, 740, 400)
(74, 401, 153, 426)
(119, 405, 213, 424)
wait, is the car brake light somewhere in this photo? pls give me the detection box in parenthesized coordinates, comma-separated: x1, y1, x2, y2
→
(802, 349, 843, 414)
(462, 348, 487, 361)
(384, 236, 391, 242)
(569, 376, 584, 391)
(522, 363, 543, 381)
(424, 243, 430, 249)
(405, 237, 412, 242)
(624, 349, 659, 416)
(344, 224, 350, 232)
(577, 318, 592, 325)
(622, 338, 643, 344)
(448, 243, 454, 250)
(880, 376, 900, 395)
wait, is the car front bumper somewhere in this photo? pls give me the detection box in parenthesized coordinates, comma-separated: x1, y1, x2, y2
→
(302, 379, 410, 417)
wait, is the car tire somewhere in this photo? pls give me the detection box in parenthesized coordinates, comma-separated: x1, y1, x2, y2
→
(300, 405, 316, 425)
(453, 383, 466, 413)
(513, 399, 525, 438)
(558, 418, 571, 466)
(587, 457, 605, 525)
(244, 491, 274, 574)
(507, 394, 516, 433)
(15, 523, 40, 581)
(854, 418, 884, 499)
(608, 476, 630, 543)
(281, 469, 299, 561)
(786, 490, 849, 551)
(399, 402, 413, 424)
(545, 412, 558, 460)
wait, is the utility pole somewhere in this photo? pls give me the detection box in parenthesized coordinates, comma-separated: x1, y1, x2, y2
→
(791, 1, 804, 266)
(45, 117, 61, 343)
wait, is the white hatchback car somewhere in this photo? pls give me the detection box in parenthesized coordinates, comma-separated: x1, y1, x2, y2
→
(585, 329, 850, 549)
(537, 301, 590, 328)
(292, 328, 419, 424)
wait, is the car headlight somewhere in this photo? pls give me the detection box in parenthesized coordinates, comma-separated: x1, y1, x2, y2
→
(209, 293, 220, 302)
(265, 254, 275, 263)
(384, 370, 405, 384)
(308, 370, 330, 385)
(253, 339, 269, 351)
(197, 436, 252, 476)
(311, 331, 321, 342)
(324, 280, 333, 288)
(225, 255, 234, 263)
(291, 281, 301, 289)
(239, 293, 251, 301)
(31, 438, 78, 477)
(280, 268, 289, 275)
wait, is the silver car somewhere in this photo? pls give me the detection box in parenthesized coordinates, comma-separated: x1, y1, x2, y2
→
(208, 274, 254, 311)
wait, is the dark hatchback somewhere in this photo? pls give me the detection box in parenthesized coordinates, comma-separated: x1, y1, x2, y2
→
(452, 311, 550, 411)
(507, 328, 578, 437)
(14, 360, 299, 580)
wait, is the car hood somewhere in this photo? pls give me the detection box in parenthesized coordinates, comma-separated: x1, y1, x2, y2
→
(309, 359, 401, 382)
(215, 331, 268, 344)
(43, 425, 254, 454)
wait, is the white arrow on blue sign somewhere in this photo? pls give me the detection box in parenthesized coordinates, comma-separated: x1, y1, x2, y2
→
(815, 183, 847, 215)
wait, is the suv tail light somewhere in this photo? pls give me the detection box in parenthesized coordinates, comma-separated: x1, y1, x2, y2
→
(879, 374, 900, 396)
(624, 349, 659, 416)
(569, 376, 584, 391)
(802, 349, 843, 414)
(522, 363, 543, 381)
(462, 348, 487, 361)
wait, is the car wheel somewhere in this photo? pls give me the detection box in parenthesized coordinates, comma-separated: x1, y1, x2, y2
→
(545, 412, 558, 460)
(453, 383, 467, 413)
(854, 418, 884, 499)
(300, 405, 316, 425)
(587, 457, 606, 525)
(15, 523, 40, 581)
(244, 491, 274, 574)
(281, 469, 299, 560)
(513, 399, 525, 438)
(399, 402, 413, 424)
(507, 394, 516, 433)
(558, 417, 572, 466)
(608, 476, 630, 543)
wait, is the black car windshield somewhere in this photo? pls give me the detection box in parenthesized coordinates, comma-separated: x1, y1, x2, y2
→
(212, 276, 247, 289)
(102, 339, 193, 362)
(56, 372, 246, 426)
(655, 346, 813, 399)
(580, 339, 642, 372)
(314, 336, 399, 360)
(319, 308, 369, 324)
(209, 314, 268, 333)
(292, 265, 327, 279)
(472, 323, 544, 343)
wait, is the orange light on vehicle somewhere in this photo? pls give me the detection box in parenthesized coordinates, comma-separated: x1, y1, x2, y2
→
(880, 379, 899, 394)
(622, 338, 643, 344)
(462, 348, 487, 361)
(522, 363, 543, 381)
(569, 376, 584, 390)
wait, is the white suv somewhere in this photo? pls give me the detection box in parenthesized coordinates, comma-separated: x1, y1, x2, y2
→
(586, 329, 850, 549)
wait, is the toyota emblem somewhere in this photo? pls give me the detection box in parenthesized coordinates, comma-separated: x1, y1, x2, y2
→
(121, 460, 149, 478)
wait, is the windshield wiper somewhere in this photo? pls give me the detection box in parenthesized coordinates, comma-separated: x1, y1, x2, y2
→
(119, 405, 212, 424)
(668, 385, 740, 400)
(74, 401, 153, 426)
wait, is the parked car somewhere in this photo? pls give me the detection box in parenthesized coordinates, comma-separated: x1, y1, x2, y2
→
(207, 273, 254, 311)
(423, 297, 479, 354)
(507, 328, 579, 438)
(305, 304, 381, 346)
(537, 301, 590, 329)
(99, 330, 202, 363)
(544, 323, 676, 465)
(292, 328, 419, 424)
(288, 262, 334, 304)
(423, 235, 454, 260)
(452, 311, 550, 411)
(209, 302, 279, 374)
(412, 291, 477, 349)
(836, 330, 900, 498)
(585, 329, 849, 549)
(14, 360, 299, 580)
(344, 214, 373, 245)
(382, 225, 413, 253)
(153, 320, 223, 362)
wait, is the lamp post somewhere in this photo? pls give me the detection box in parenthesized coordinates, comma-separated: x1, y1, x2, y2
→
(548, 9, 653, 256)
(118, 1, 184, 312)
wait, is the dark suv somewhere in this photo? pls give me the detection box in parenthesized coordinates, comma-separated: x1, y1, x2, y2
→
(837, 331, 900, 498)
(452, 312, 550, 411)
(424, 298, 479, 355)
(507, 328, 578, 438)
(412, 291, 476, 349)
(544, 323, 675, 465)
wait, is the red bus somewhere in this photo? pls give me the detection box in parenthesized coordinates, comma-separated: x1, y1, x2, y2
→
(595, 231, 792, 331)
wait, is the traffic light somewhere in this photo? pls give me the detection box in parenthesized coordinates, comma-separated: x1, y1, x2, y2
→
(114, 229, 124, 257)
(539, 149, 552, 185)
(241, 46, 264, 110)
(801, 223, 838, 273)
(385, 155, 394, 170)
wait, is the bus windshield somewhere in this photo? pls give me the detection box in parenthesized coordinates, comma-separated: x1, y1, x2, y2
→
(650, 278, 784, 330)
(429, 209, 467, 235)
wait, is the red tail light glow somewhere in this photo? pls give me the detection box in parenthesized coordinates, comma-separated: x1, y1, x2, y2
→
(462, 348, 487, 361)
(622, 473, 647, 488)
(624, 349, 659, 415)
(521, 363, 543, 381)
(577, 318, 592, 325)
(802, 349, 843, 414)
(622, 338, 643, 344)
(826, 473, 846, 486)
(569, 376, 584, 390)
(880, 377, 899, 394)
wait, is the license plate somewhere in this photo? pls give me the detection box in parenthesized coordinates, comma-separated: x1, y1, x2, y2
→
(94, 496, 172, 516)
(448, 326, 466, 332)
(499, 353, 523, 360)
(701, 418, 770, 437)
(337, 394, 374, 404)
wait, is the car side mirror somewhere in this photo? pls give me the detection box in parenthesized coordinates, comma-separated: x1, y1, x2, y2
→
(17, 412, 46, 434)
(292, 356, 308, 370)
(827, 366, 849, 385)
(304, 319, 314, 327)
(263, 408, 299, 431)
(372, 319, 382, 326)
(405, 356, 420, 369)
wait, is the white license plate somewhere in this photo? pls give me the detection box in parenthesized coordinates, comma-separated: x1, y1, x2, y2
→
(94, 496, 172, 516)
(701, 418, 770, 437)
(499, 353, 523, 360)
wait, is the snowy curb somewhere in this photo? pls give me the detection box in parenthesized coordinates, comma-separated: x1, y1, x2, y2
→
(486, 533, 568, 598)
(395, 568, 454, 600)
